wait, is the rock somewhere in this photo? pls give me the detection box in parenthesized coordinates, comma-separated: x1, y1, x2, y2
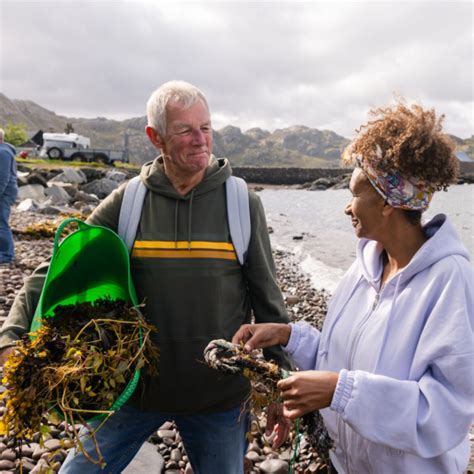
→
(259, 458, 289, 474)
(17, 198, 40, 212)
(170, 448, 182, 462)
(122, 441, 165, 474)
(26, 171, 49, 187)
(44, 184, 72, 205)
(308, 177, 334, 191)
(292, 235, 303, 240)
(0, 448, 17, 461)
(285, 295, 300, 305)
(105, 170, 128, 183)
(49, 168, 87, 185)
(81, 178, 119, 199)
(17, 184, 46, 201)
(72, 190, 100, 204)
(245, 450, 261, 462)
(0, 459, 15, 470)
(80, 168, 104, 181)
(157, 430, 176, 440)
(44, 438, 61, 451)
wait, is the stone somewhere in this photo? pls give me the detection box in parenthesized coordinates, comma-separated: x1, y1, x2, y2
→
(123, 441, 164, 474)
(0, 459, 15, 470)
(285, 295, 300, 305)
(245, 450, 261, 462)
(73, 190, 100, 204)
(17, 184, 46, 201)
(259, 458, 289, 474)
(81, 178, 119, 199)
(170, 448, 182, 462)
(49, 168, 87, 184)
(105, 170, 128, 183)
(44, 184, 72, 204)
(157, 429, 176, 440)
(17, 198, 40, 212)
(0, 448, 16, 461)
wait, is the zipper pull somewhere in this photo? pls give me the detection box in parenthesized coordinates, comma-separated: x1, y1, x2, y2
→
(372, 292, 380, 310)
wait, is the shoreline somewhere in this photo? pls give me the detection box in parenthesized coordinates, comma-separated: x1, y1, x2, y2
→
(1, 209, 473, 473)
(0, 208, 333, 473)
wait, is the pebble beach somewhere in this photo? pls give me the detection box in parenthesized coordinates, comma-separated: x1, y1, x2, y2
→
(0, 205, 473, 474)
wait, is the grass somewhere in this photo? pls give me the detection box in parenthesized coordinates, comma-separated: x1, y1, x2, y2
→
(16, 158, 140, 171)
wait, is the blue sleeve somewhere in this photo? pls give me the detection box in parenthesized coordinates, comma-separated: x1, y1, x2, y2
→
(0, 152, 12, 195)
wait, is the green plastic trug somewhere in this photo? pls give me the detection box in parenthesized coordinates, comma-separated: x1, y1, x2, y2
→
(30, 218, 142, 419)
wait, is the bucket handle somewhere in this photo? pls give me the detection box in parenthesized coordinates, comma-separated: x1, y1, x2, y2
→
(53, 218, 90, 254)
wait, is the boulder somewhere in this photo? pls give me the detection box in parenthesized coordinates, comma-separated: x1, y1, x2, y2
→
(17, 184, 46, 201)
(106, 170, 128, 183)
(81, 178, 119, 199)
(17, 198, 40, 212)
(26, 170, 48, 187)
(44, 184, 72, 205)
(49, 167, 87, 185)
(73, 190, 100, 204)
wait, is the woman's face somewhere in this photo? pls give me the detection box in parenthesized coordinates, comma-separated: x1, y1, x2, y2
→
(345, 168, 386, 240)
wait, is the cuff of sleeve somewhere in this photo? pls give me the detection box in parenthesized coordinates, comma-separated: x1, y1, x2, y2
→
(330, 369, 355, 414)
(282, 323, 301, 354)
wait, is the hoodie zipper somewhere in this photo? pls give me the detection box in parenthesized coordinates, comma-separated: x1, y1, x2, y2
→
(339, 288, 383, 474)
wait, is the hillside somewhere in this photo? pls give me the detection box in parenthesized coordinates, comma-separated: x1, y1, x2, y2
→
(1, 93, 472, 166)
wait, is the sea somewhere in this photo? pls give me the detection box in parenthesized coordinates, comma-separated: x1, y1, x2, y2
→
(259, 184, 474, 293)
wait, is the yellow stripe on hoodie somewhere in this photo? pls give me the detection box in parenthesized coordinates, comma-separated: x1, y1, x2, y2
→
(132, 240, 237, 261)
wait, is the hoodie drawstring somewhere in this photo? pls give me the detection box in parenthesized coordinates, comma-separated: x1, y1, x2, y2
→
(188, 189, 195, 250)
(174, 200, 179, 248)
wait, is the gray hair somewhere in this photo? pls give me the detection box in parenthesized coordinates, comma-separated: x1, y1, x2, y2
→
(0, 129, 4, 142)
(146, 81, 209, 137)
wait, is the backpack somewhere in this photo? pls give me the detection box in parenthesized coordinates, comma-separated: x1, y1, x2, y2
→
(118, 176, 251, 265)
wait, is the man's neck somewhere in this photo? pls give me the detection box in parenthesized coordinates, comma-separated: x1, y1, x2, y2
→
(164, 165, 206, 196)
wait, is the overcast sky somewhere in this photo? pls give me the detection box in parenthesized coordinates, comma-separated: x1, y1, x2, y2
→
(0, 1, 472, 138)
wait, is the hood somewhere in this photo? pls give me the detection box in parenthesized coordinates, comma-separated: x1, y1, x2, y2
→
(320, 214, 470, 365)
(139, 154, 232, 200)
(356, 214, 470, 287)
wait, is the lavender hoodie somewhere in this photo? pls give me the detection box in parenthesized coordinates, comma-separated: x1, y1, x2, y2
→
(285, 214, 473, 473)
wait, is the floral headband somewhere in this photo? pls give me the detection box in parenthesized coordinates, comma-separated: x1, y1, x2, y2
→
(350, 146, 435, 211)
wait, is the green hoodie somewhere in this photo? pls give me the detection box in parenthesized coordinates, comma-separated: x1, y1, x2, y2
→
(0, 156, 290, 414)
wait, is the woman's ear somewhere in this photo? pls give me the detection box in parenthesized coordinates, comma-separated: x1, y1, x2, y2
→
(382, 201, 395, 217)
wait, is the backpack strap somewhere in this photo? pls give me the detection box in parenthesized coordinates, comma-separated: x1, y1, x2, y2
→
(118, 174, 251, 264)
(118, 176, 147, 253)
(226, 176, 251, 265)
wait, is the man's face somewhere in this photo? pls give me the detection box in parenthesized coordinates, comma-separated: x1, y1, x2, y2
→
(150, 99, 213, 178)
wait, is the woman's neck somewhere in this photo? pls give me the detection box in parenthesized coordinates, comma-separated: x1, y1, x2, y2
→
(380, 222, 427, 286)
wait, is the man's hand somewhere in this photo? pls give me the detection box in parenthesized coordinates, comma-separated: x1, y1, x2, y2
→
(277, 371, 339, 419)
(231, 323, 291, 352)
(0, 347, 14, 367)
(265, 402, 291, 449)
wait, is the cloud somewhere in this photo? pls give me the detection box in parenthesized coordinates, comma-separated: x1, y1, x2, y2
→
(0, 1, 472, 137)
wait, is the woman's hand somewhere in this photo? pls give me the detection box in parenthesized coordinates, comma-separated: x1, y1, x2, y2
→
(277, 371, 339, 419)
(231, 323, 291, 351)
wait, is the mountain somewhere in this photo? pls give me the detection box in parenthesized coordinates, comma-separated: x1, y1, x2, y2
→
(1, 93, 472, 166)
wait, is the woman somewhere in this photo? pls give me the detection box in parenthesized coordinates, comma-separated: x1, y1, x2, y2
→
(232, 102, 473, 473)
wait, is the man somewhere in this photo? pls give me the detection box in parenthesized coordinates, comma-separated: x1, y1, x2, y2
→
(0, 81, 290, 473)
(0, 128, 18, 264)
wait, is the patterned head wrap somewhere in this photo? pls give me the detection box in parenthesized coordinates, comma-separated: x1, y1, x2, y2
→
(345, 145, 435, 211)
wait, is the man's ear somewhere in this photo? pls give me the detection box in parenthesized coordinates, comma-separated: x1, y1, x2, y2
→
(146, 126, 165, 150)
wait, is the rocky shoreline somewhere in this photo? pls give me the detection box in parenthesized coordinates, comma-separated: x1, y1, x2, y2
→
(0, 206, 330, 474)
(0, 163, 473, 473)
